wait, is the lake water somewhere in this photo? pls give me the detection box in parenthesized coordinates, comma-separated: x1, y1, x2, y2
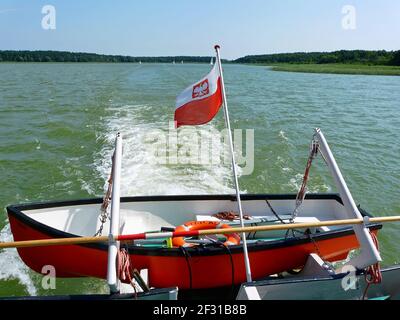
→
(0, 63, 399, 296)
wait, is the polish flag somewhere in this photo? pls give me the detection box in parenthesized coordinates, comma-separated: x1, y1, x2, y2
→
(174, 63, 223, 128)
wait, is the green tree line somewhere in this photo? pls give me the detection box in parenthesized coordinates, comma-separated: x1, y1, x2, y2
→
(0, 51, 219, 63)
(1, 50, 399, 66)
(234, 50, 400, 66)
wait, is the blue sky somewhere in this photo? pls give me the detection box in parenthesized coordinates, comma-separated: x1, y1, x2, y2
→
(0, 0, 399, 59)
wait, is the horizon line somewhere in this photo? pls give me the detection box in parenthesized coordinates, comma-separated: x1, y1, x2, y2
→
(1, 48, 399, 62)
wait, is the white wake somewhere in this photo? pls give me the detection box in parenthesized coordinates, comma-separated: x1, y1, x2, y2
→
(0, 223, 37, 296)
(95, 104, 235, 196)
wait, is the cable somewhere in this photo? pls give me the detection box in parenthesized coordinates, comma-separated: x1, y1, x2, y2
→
(266, 199, 287, 224)
(180, 246, 193, 290)
(265, 199, 297, 239)
(221, 242, 235, 297)
(205, 238, 235, 298)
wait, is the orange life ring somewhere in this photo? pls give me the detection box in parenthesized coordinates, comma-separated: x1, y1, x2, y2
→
(172, 220, 241, 247)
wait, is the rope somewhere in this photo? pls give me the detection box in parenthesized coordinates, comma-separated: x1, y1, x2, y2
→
(213, 211, 251, 239)
(94, 153, 115, 236)
(213, 211, 251, 221)
(117, 248, 138, 298)
(292, 137, 319, 221)
(362, 232, 382, 300)
(117, 248, 150, 295)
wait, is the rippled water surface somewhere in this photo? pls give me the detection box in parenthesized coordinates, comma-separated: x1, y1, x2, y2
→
(0, 63, 399, 296)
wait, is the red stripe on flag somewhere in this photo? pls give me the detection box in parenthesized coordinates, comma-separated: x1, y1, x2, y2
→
(174, 77, 222, 128)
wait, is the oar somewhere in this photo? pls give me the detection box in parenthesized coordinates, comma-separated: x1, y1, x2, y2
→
(1, 215, 400, 249)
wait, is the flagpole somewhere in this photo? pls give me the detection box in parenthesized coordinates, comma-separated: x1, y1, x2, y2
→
(214, 45, 253, 283)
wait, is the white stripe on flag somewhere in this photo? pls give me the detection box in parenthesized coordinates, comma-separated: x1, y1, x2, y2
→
(175, 63, 220, 110)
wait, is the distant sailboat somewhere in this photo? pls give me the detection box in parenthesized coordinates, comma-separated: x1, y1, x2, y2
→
(173, 60, 176, 64)
(181, 60, 183, 64)
(139, 60, 142, 64)
(210, 57, 213, 65)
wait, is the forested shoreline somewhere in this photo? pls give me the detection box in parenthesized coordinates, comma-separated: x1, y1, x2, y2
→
(234, 50, 400, 66)
(0, 51, 218, 63)
(1, 49, 399, 66)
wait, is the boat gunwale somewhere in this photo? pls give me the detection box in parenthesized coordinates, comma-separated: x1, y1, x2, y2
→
(0, 286, 179, 300)
(8, 193, 345, 211)
(6, 193, 382, 257)
(239, 264, 400, 288)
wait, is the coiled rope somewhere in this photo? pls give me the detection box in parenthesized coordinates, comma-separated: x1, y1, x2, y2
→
(117, 248, 150, 296)
(362, 232, 382, 300)
(213, 211, 250, 221)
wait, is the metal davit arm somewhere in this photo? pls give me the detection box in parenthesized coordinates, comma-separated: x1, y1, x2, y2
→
(313, 128, 381, 270)
(107, 132, 123, 293)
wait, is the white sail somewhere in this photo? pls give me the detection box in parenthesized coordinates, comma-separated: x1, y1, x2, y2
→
(210, 57, 213, 65)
